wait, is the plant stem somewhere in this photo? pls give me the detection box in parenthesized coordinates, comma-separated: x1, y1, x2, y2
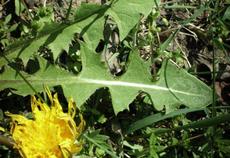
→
(2, 55, 45, 102)
(65, 0, 73, 21)
(210, 1, 219, 156)
(0, 135, 14, 148)
(20, 0, 33, 19)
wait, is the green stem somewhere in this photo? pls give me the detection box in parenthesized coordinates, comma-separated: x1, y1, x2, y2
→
(20, 0, 33, 19)
(65, 0, 73, 21)
(212, 49, 216, 117)
(210, 1, 219, 156)
(154, 0, 159, 10)
(210, 38, 217, 158)
(162, 5, 197, 9)
(3, 56, 44, 102)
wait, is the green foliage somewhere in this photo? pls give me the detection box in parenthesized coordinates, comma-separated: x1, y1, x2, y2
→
(1, 0, 228, 157)
(0, 14, 18, 47)
(0, 45, 212, 114)
(126, 107, 205, 133)
(83, 130, 117, 157)
(14, 0, 25, 16)
(0, 0, 212, 114)
(0, 0, 160, 64)
(223, 6, 230, 21)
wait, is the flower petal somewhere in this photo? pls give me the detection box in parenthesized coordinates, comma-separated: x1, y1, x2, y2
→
(7, 88, 85, 158)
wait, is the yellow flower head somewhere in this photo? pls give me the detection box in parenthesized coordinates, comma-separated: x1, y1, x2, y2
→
(6, 88, 85, 158)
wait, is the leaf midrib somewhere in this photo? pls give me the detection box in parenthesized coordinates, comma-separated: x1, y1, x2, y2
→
(1, 76, 204, 97)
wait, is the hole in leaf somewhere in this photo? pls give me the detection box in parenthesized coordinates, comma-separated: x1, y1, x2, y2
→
(25, 58, 40, 74)
(95, 39, 105, 53)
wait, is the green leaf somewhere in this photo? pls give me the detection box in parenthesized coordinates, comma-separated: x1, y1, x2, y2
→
(4, 14, 12, 25)
(0, 23, 59, 65)
(123, 140, 143, 151)
(154, 114, 230, 135)
(0, 4, 107, 65)
(0, 0, 211, 115)
(75, 3, 104, 19)
(149, 133, 160, 158)
(179, 6, 207, 25)
(176, 114, 230, 130)
(1, 0, 160, 65)
(223, 6, 230, 21)
(83, 130, 118, 158)
(126, 107, 205, 133)
(159, 29, 179, 53)
(107, 0, 160, 40)
(216, 139, 230, 154)
(0, 44, 212, 114)
(15, 0, 25, 16)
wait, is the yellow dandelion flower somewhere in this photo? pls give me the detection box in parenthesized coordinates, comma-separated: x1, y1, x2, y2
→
(6, 88, 85, 158)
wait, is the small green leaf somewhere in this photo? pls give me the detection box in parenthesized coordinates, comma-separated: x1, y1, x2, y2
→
(149, 133, 160, 158)
(180, 6, 207, 25)
(123, 141, 143, 151)
(107, 0, 160, 40)
(9, 24, 18, 32)
(14, 0, 25, 16)
(223, 6, 230, 21)
(4, 14, 12, 25)
(216, 139, 230, 154)
(83, 130, 118, 158)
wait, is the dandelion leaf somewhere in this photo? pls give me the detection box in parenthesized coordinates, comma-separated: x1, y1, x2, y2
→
(0, 0, 212, 114)
(0, 0, 159, 65)
(0, 43, 212, 114)
(107, 0, 160, 40)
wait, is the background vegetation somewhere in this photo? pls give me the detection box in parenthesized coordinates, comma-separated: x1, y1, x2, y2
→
(0, 0, 230, 157)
